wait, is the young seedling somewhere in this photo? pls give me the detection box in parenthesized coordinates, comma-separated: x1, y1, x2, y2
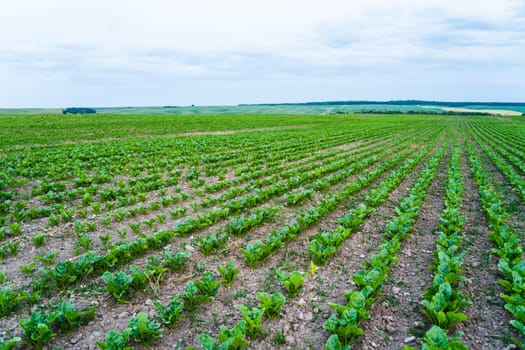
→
(20, 262, 35, 275)
(91, 202, 102, 214)
(32, 233, 46, 248)
(144, 218, 156, 229)
(99, 233, 112, 249)
(34, 251, 59, 266)
(101, 271, 133, 302)
(128, 312, 162, 346)
(8, 222, 22, 237)
(129, 265, 148, 292)
(194, 271, 223, 297)
(154, 298, 184, 328)
(54, 300, 97, 333)
(217, 261, 240, 288)
(156, 213, 167, 224)
(117, 228, 127, 239)
(277, 270, 306, 298)
(19, 310, 59, 349)
(60, 208, 74, 223)
(197, 232, 227, 256)
(96, 329, 132, 350)
(78, 208, 88, 219)
(77, 234, 94, 253)
(73, 220, 86, 235)
(7, 241, 20, 256)
(199, 321, 249, 350)
(87, 222, 97, 232)
(178, 281, 213, 313)
(101, 216, 112, 227)
(162, 250, 192, 273)
(237, 305, 265, 339)
(256, 291, 286, 319)
(129, 222, 141, 235)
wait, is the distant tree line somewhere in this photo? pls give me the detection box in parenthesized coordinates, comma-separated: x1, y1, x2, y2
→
(62, 107, 96, 114)
(241, 100, 525, 107)
(331, 110, 501, 116)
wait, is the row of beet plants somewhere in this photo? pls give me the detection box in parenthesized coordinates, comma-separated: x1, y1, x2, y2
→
(240, 144, 410, 268)
(0, 128, 400, 246)
(478, 122, 525, 151)
(406, 142, 469, 349)
(203, 138, 400, 220)
(307, 143, 432, 265)
(1, 125, 310, 190)
(0, 134, 404, 265)
(468, 125, 525, 201)
(467, 142, 525, 348)
(141, 133, 394, 227)
(193, 136, 396, 213)
(204, 127, 395, 193)
(0, 300, 96, 349)
(108, 268, 309, 349)
(240, 129, 442, 269)
(92, 264, 229, 349)
(3, 125, 369, 210)
(2, 258, 238, 349)
(473, 123, 525, 173)
(102, 208, 278, 304)
(0, 127, 351, 228)
(323, 144, 446, 349)
(1, 132, 424, 282)
(191, 267, 316, 349)
(97, 264, 303, 349)
(103, 133, 374, 223)
(0, 206, 276, 320)
(4, 134, 379, 292)
(0, 136, 425, 323)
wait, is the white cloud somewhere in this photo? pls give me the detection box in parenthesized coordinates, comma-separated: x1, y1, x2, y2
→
(0, 0, 524, 107)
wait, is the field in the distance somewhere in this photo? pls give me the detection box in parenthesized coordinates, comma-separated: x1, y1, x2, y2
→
(2, 100, 525, 116)
(0, 113, 524, 350)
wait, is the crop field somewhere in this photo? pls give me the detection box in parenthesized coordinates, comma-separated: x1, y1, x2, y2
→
(0, 113, 524, 350)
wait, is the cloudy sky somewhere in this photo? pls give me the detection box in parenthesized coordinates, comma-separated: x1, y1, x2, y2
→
(1, 0, 524, 107)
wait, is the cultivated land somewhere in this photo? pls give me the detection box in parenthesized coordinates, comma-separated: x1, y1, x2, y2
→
(2, 101, 525, 116)
(0, 113, 524, 350)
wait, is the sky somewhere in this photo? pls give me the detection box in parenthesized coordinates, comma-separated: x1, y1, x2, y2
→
(1, 0, 524, 107)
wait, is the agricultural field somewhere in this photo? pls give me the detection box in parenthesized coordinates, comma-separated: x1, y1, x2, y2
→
(0, 113, 524, 350)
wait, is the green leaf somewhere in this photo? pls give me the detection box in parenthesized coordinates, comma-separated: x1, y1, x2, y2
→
(325, 334, 351, 350)
(237, 305, 265, 339)
(179, 281, 213, 312)
(323, 309, 362, 344)
(194, 271, 223, 297)
(96, 329, 132, 350)
(101, 271, 133, 302)
(154, 299, 184, 327)
(277, 270, 306, 298)
(423, 325, 448, 347)
(128, 311, 162, 345)
(217, 261, 240, 288)
(19, 310, 59, 349)
(256, 291, 286, 319)
(0, 336, 24, 350)
(198, 334, 218, 350)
